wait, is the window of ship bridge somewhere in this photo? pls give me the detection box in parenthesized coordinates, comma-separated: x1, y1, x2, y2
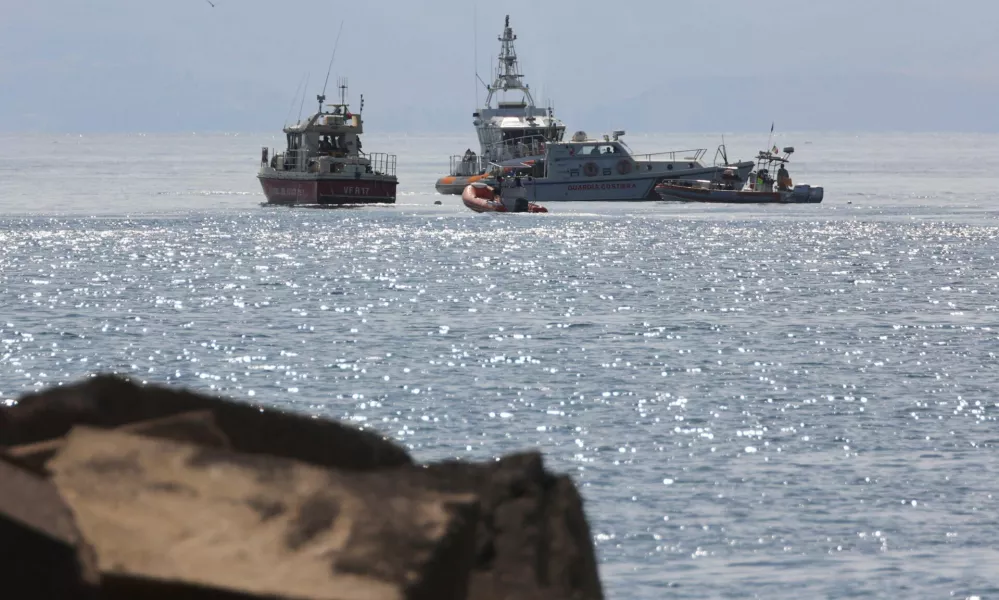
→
(501, 129, 547, 142)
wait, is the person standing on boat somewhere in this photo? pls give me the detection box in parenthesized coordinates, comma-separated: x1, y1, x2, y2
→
(777, 163, 792, 191)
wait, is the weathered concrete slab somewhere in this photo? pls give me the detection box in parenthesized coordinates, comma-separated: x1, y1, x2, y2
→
(2, 376, 605, 600)
(0, 374, 411, 471)
(408, 453, 603, 600)
(48, 426, 477, 600)
(0, 458, 99, 599)
(3, 409, 229, 475)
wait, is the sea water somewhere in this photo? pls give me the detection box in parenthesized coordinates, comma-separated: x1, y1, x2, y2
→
(1, 132, 998, 598)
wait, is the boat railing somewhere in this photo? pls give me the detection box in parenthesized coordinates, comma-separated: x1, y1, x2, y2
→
(265, 148, 309, 171)
(449, 154, 486, 177)
(260, 148, 396, 177)
(361, 152, 397, 177)
(713, 144, 728, 166)
(631, 148, 707, 164)
(485, 160, 542, 178)
(483, 134, 553, 162)
(445, 135, 556, 176)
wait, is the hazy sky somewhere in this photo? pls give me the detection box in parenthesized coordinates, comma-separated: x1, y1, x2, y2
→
(2, 0, 997, 133)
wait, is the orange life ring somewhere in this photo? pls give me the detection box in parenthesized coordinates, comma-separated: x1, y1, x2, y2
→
(583, 162, 598, 177)
(616, 159, 632, 175)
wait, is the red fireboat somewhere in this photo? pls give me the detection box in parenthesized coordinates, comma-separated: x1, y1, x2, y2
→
(258, 81, 397, 206)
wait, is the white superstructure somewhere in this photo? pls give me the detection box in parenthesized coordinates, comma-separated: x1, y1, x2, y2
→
(439, 15, 565, 188)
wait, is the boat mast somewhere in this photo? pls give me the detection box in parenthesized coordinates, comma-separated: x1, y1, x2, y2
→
(484, 15, 535, 109)
(338, 77, 348, 107)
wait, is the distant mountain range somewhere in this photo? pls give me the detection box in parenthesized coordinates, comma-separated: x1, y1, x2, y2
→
(2, 71, 996, 134)
(564, 72, 999, 134)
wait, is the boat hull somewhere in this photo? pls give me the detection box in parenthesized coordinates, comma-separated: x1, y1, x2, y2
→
(258, 174, 397, 205)
(525, 177, 659, 201)
(461, 184, 548, 213)
(523, 163, 752, 202)
(657, 184, 824, 204)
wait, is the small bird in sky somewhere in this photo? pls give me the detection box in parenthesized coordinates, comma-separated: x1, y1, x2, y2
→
(205, 0, 215, 6)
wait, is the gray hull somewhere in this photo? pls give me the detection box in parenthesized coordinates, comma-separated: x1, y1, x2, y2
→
(658, 184, 824, 204)
(526, 163, 753, 202)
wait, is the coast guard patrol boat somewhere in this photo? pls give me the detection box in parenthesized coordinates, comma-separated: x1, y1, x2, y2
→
(435, 15, 566, 195)
(504, 131, 754, 202)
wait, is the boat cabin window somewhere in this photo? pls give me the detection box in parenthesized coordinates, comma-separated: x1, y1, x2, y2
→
(576, 144, 618, 155)
(316, 134, 353, 154)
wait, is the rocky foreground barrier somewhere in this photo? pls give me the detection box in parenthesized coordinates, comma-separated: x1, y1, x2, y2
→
(0, 375, 603, 600)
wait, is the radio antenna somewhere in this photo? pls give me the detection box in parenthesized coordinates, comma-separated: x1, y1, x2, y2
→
(284, 72, 308, 127)
(473, 2, 479, 106)
(318, 20, 345, 111)
(297, 72, 310, 121)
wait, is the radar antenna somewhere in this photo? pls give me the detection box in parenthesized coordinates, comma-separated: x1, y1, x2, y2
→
(484, 15, 534, 109)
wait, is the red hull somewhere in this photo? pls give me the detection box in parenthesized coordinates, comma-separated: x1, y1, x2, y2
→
(461, 184, 547, 213)
(259, 175, 397, 205)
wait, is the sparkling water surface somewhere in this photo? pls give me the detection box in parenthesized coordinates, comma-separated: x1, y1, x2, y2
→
(2, 132, 999, 598)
